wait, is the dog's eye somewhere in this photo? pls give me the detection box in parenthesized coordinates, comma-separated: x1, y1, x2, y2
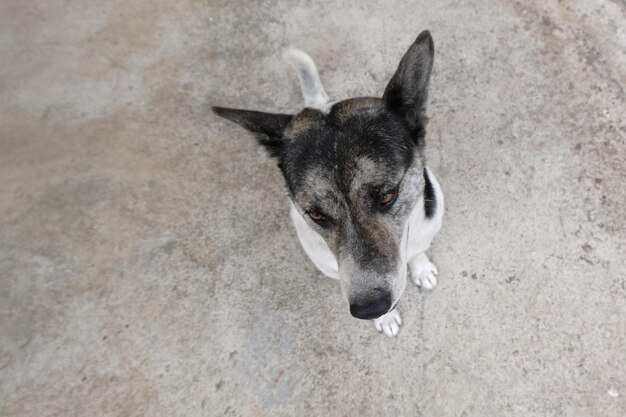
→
(308, 211, 325, 222)
(379, 189, 398, 207)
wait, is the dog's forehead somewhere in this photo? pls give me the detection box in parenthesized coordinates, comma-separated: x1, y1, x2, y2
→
(333, 97, 385, 120)
(284, 97, 385, 137)
(282, 97, 413, 205)
(349, 157, 400, 193)
(284, 107, 325, 137)
(294, 158, 402, 213)
(292, 154, 406, 212)
(299, 155, 397, 192)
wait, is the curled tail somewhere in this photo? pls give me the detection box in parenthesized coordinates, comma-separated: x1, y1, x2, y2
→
(283, 48, 329, 109)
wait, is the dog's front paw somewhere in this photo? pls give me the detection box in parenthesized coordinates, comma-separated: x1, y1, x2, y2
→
(373, 309, 402, 337)
(410, 255, 438, 290)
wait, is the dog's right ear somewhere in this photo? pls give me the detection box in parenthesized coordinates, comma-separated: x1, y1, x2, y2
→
(212, 106, 293, 157)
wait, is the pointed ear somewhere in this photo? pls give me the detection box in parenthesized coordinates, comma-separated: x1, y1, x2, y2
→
(383, 30, 434, 136)
(212, 106, 293, 156)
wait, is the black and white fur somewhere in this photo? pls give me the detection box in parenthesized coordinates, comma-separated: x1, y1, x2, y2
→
(213, 31, 443, 337)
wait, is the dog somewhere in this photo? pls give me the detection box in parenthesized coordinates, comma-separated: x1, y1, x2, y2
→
(213, 30, 443, 337)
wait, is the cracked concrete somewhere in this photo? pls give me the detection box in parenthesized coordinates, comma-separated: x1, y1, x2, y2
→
(1, 0, 625, 416)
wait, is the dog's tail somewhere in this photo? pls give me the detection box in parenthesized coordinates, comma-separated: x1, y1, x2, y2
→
(283, 48, 329, 108)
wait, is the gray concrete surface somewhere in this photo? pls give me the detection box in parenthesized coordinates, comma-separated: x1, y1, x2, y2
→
(1, 0, 625, 416)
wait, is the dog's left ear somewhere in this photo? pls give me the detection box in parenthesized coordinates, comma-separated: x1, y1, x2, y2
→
(212, 106, 293, 157)
(383, 30, 434, 137)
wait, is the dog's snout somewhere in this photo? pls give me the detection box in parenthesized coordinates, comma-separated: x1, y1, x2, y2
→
(349, 291, 391, 320)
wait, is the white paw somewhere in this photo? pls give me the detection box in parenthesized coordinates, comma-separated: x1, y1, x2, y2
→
(373, 309, 402, 337)
(410, 259, 438, 290)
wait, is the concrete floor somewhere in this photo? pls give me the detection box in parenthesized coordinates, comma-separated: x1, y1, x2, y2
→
(1, 0, 625, 416)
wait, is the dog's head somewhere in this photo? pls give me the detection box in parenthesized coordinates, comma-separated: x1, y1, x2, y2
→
(214, 31, 434, 319)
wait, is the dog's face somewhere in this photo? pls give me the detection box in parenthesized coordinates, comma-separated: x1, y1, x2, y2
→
(214, 31, 434, 319)
(280, 100, 426, 318)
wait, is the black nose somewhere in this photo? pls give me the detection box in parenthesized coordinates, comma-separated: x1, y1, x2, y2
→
(350, 292, 392, 320)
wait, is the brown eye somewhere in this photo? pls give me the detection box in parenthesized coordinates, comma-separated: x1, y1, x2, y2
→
(308, 211, 324, 222)
(380, 190, 397, 206)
